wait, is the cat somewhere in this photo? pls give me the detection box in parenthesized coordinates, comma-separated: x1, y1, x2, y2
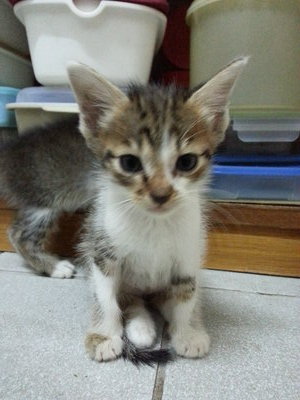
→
(0, 57, 248, 364)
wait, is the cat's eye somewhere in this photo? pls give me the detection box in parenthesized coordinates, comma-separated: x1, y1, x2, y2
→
(120, 154, 143, 173)
(176, 153, 198, 172)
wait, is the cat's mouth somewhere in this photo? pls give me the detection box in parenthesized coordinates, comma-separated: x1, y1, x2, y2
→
(147, 203, 175, 214)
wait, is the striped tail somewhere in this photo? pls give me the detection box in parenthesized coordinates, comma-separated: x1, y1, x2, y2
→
(122, 336, 175, 367)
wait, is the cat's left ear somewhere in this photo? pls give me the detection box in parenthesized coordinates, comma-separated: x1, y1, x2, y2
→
(187, 57, 249, 145)
(67, 63, 127, 145)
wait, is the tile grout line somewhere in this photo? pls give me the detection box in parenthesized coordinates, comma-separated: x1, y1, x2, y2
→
(152, 361, 166, 400)
(1, 268, 298, 297)
(151, 325, 168, 400)
(202, 285, 300, 298)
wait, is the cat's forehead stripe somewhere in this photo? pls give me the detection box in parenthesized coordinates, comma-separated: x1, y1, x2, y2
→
(102, 84, 214, 182)
(138, 126, 154, 147)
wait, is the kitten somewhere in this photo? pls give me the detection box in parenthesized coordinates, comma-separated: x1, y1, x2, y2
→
(0, 57, 248, 363)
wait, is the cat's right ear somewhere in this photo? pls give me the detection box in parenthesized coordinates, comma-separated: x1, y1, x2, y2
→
(67, 63, 127, 145)
(186, 57, 249, 145)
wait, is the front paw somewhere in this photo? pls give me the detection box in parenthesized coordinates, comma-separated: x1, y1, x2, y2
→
(172, 329, 210, 358)
(85, 333, 123, 362)
(51, 260, 75, 279)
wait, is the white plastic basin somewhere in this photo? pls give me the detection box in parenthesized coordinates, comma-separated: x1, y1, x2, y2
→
(14, 0, 167, 86)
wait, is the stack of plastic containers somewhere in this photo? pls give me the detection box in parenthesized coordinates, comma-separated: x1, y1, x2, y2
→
(0, 0, 34, 143)
(7, 87, 77, 133)
(211, 118, 300, 202)
(8, 0, 168, 132)
(0, 0, 34, 88)
(187, 0, 300, 203)
(0, 87, 19, 144)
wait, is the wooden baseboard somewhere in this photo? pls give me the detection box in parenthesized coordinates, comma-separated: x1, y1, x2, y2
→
(1, 199, 299, 277)
(206, 225, 300, 277)
(0, 200, 15, 251)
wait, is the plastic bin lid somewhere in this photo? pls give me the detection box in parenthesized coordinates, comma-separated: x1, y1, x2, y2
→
(10, 0, 169, 14)
(186, 0, 222, 23)
(232, 117, 300, 143)
(117, 0, 169, 15)
(214, 154, 300, 165)
(16, 87, 76, 103)
(212, 164, 300, 177)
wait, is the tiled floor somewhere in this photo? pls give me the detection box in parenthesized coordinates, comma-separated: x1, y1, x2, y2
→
(0, 252, 299, 400)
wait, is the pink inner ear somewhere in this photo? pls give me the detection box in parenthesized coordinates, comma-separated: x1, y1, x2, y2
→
(212, 111, 224, 132)
(81, 98, 100, 134)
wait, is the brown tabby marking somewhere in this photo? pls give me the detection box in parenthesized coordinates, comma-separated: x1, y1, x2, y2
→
(89, 86, 216, 201)
(151, 276, 196, 305)
(85, 333, 108, 359)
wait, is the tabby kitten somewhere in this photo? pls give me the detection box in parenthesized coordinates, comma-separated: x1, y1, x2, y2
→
(0, 57, 247, 363)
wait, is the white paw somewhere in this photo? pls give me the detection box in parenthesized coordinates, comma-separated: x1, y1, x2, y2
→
(51, 261, 75, 279)
(85, 333, 123, 362)
(172, 329, 210, 358)
(126, 318, 156, 348)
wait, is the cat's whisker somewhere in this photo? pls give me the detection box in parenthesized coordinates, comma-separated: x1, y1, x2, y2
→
(114, 198, 132, 208)
(180, 120, 199, 142)
(209, 201, 239, 225)
(113, 202, 132, 214)
(113, 201, 135, 219)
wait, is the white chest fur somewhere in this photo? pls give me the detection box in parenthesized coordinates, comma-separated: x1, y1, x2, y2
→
(97, 187, 206, 292)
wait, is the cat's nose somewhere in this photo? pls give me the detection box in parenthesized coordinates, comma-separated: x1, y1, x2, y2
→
(150, 193, 171, 205)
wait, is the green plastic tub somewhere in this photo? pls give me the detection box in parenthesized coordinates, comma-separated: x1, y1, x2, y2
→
(186, 0, 300, 117)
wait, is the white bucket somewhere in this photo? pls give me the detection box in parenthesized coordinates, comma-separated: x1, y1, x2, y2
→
(14, 0, 167, 86)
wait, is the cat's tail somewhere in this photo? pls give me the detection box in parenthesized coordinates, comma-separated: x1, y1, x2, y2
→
(122, 335, 175, 367)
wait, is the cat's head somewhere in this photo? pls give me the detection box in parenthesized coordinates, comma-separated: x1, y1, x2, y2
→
(68, 58, 248, 214)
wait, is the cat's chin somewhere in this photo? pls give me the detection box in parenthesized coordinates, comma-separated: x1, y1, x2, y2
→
(144, 204, 177, 217)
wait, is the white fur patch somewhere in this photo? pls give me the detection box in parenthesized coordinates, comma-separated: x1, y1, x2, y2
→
(98, 183, 204, 294)
(126, 313, 156, 348)
(51, 260, 75, 279)
(172, 328, 210, 358)
(91, 264, 123, 337)
(94, 335, 123, 362)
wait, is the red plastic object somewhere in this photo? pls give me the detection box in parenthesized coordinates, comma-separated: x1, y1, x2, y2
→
(162, 3, 190, 69)
(160, 70, 189, 88)
(9, 0, 169, 14)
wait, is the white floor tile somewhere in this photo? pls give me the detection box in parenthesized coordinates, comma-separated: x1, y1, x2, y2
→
(0, 270, 157, 400)
(1, 253, 299, 400)
(202, 268, 300, 297)
(162, 288, 300, 400)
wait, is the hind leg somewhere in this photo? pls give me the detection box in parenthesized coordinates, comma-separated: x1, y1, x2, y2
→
(8, 207, 75, 278)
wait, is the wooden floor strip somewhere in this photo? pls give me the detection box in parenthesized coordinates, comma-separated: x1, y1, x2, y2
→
(1, 200, 299, 277)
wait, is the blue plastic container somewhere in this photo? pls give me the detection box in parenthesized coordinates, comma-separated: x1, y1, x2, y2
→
(16, 87, 75, 103)
(214, 154, 300, 165)
(0, 87, 19, 127)
(209, 164, 300, 201)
